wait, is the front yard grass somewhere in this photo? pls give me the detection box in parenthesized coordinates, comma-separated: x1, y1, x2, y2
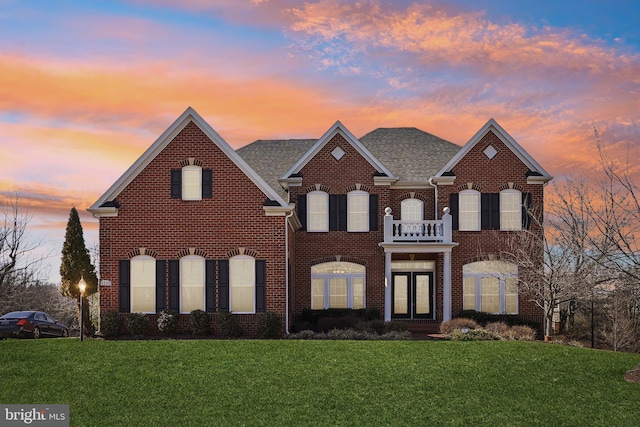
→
(1, 339, 639, 426)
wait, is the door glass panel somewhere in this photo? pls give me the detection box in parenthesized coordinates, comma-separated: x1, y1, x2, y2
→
(393, 276, 408, 315)
(415, 274, 430, 315)
(329, 278, 347, 308)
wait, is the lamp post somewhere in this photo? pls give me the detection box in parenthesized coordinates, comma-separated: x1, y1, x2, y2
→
(79, 277, 87, 342)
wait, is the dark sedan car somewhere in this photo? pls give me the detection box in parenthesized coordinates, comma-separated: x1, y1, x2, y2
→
(0, 311, 69, 339)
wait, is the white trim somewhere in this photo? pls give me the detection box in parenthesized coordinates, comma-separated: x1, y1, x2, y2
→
(89, 107, 289, 217)
(280, 120, 396, 180)
(433, 119, 552, 183)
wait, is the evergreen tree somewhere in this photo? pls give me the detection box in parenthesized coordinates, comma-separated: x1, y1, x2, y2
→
(60, 207, 98, 298)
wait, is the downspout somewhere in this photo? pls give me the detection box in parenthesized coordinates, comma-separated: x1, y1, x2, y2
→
(284, 209, 294, 334)
(428, 177, 438, 219)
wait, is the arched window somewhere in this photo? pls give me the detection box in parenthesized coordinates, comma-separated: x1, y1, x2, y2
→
(463, 261, 518, 314)
(459, 190, 480, 231)
(500, 189, 522, 231)
(180, 255, 205, 313)
(307, 191, 329, 232)
(131, 255, 156, 313)
(311, 261, 365, 309)
(401, 198, 424, 234)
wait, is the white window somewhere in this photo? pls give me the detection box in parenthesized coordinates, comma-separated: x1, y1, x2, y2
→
(347, 190, 369, 232)
(182, 165, 202, 201)
(459, 190, 480, 231)
(463, 261, 518, 314)
(307, 191, 329, 232)
(401, 198, 424, 234)
(131, 255, 155, 313)
(230, 255, 255, 313)
(310, 261, 366, 309)
(180, 255, 205, 313)
(501, 189, 522, 231)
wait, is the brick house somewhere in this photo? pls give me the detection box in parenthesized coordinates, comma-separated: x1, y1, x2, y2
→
(89, 107, 551, 335)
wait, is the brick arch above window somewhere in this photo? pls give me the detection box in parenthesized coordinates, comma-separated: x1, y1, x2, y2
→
(310, 255, 366, 267)
(226, 247, 259, 259)
(176, 247, 209, 259)
(395, 192, 429, 203)
(304, 184, 331, 194)
(126, 248, 158, 259)
(178, 157, 204, 168)
(498, 182, 525, 192)
(456, 182, 483, 192)
(345, 183, 371, 193)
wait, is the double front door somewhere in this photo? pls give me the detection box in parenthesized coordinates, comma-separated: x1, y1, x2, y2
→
(392, 272, 434, 319)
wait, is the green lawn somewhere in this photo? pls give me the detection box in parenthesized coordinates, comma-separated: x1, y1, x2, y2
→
(1, 339, 639, 426)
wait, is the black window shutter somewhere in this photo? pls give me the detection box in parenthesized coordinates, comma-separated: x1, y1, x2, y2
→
(329, 195, 338, 231)
(490, 193, 500, 230)
(369, 194, 378, 231)
(481, 193, 491, 230)
(522, 192, 532, 229)
(171, 170, 181, 199)
(218, 260, 229, 311)
(449, 193, 459, 230)
(297, 195, 307, 231)
(205, 260, 216, 312)
(338, 194, 347, 231)
(255, 260, 266, 313)
(202, 169, 213, 199)
(156, 260, 166, 312)
(168, 260, 179, 311)
(119, 260, 130, 313)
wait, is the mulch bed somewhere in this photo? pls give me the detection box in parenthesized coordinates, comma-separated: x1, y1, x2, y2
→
(624, 365, 640, 383)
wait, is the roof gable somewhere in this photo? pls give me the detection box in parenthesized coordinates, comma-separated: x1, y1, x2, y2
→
(280, 121, 395, 180)
(434, 118, 552, 183)
(89, 107, 289, 216)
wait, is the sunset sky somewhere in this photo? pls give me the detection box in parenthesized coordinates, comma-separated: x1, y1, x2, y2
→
(1, 0, 639, 284)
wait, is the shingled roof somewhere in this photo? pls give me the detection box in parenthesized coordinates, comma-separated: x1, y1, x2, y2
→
(236, 127, 461, 196)
(359, 128, 460, 183)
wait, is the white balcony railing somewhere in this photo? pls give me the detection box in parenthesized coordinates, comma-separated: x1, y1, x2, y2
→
(383, 207, 453, 244)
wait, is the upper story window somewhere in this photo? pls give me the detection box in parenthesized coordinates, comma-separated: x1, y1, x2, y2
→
(171, 166, 213, 200)
(131, 255, 156, 313)
(307, 191, 329, 232)
(180, 255, 205, 313)
(500, 190, 522, 231)
(459, 190, 480, 231)
(347, 190, 369, 232)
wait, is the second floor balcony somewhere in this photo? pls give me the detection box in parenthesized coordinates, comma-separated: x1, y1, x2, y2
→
(382, 207, 453, 244)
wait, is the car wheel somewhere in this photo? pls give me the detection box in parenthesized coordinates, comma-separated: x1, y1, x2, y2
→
(62, 329, 69, 338)
(33, 327, 41, 339)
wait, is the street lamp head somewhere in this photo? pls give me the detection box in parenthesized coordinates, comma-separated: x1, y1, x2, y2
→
(78, 277, 87, 294)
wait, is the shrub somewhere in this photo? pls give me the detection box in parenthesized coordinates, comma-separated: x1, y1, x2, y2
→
(385, 321, 409, 333)
(100, 311, 122, 338)
(257, 312, 282, 339)
(288, 330, 317, 339)
(127, 313, 149, 336)
(485, 322, 510, 336)
(449, 328, 501, 341)
(287, 328, 412, 340)
(317, 315, 359, 332)
(360, 319, 386, 335)
(190, 310, 211, 336)
(440, 318, 480, 335)
(302, 308, 381, 330)
(506, 325, 537, 341)
(157, 309, 178, 336)
(217, 310, 241, 338)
